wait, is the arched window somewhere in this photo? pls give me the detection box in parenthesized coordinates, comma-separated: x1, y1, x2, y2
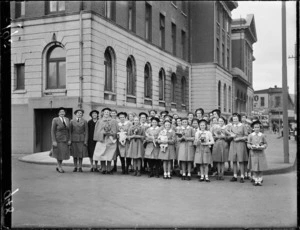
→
(171, 73, 177, 103)
(159, 68, 165, 101)
(228, 86, 231, 112)
(144, 62, 152, 99)
(181, 76, 186, 104)
(218, 80, 221, 110)
(126, 56, 136, 97)
(223, 84, 227, 112)
(47, 46, 66, 89)
(104, 47, 116, 92)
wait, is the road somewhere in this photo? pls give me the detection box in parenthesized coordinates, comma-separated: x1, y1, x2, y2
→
(11, 155, 297, 228)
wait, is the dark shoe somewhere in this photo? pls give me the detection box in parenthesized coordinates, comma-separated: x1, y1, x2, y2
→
(56, 167, 59, 172)
(133, 170, 137, 176)
(199, 177, 204, 182)
(205, 178, 210, 182)
(163, 175, 167, 179)
(219, 176, 224, 180)
(137, 171, 141, 177)
(181, 176, 186, 180)
(73, 168, 77, 172)
(244, 176, 249, 180)
(149, 171, 154, 178)
(112, 167, 117, 172)
(187, 176, 191, 181)
(216, 176, 219, 180)
(90, 168, 94, 172)
(102, 170, 107, 174)
(254, 182, 258, 186)
(78, 168, 83, 172)
(94, 168, 99, 172)
(156, 173, 160, 178)
(257, 182, 262, 186)
(230, 177, 237, 182)
(251, 178, 255, 183)
(57, 167, 64, 173)
(107, 170, 113, 175)
(168, 175, 172, 179)
(240, 178, 245, 183)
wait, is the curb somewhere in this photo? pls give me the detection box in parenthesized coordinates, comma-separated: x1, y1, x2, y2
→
(18, 156, 296, 176)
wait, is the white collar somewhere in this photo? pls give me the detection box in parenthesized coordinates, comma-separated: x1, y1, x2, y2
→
(252, 132, 262, 136)
(118, 121, 129, 126)
(233, 123, 242, 127)
(163, 128, 173, 133)
(149, 126, 159, 130)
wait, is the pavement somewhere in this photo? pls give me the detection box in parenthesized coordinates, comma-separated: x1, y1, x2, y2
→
(18, 131, 297, 175)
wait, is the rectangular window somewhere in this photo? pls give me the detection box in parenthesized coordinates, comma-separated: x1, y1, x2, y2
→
(159, 14, 165, 49)
(216, 3, 220, 23)
(48, 1, 65, 13)
(172, 23, 176, 55)
(128, 1, 136, 32)
(222, 43, 225, 66)
(15, 64, 25, 90)
(227, 48, 230, 69)
(181, 30, 186, 60)
(15, 1, 25, 18)
(106, 1, 116, 21)
(145, 3, 152, 41)
(260, 97, 265, 107)
(275, 96, 281, 107)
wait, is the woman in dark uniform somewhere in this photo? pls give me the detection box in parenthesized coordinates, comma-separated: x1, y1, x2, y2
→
(50, 107, 71, 173)
(70, 109, 89, 172)
(88, 110, 99, 172)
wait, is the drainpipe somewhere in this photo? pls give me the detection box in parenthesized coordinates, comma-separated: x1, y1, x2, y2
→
(79, 1, 83, 109)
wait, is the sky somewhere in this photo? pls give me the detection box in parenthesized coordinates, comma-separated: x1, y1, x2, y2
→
(231, 1, 297, 94)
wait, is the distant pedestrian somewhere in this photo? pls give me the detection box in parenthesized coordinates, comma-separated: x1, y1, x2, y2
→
(247, 120, 268, 186)
(70, 109, 89, 172)
(50, 107, 71, 173)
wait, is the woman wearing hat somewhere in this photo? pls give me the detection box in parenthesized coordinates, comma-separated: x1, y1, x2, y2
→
(117, 112, 132, 174)
(88, 110, 100, 172)
(157, 120, 176, 179)
(69, 109, 89, 172)
(50, 107, 71, 173)
(139, 112, 150, 173)
(127, 116, 145, 176)
(144, 117, 161, 178)
(93, 107, 119, 174)
(194, 119, 214, 182)
(227, 113, 249, 183)
(241, 114, 253, 180)
(211, 117, 229, 180)
(195, 108, 204, 120)
(177, 117, 195, 180)
(247, 120, 268, 186)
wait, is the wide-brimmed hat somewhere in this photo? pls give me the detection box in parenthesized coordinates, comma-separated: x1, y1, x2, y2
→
(211, 109, 221, 116)
(181, 117, 189, 121)
(89, 110, 99, 117)
(117, 112, 128, 118)
(198, 119, 208, 124)
(139, 112, 148, 118)
(74, 109, 84, 115)
(101, 107, 111, 112)
(160, 110, 169, 116)
(232, 112, 241, 121)
(251, 120, 261, 128)
(150, 117, 160, 123)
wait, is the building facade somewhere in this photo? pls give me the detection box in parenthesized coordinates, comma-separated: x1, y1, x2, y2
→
(231, 14, 257, 115)
(254, 86, 295, 128)
(11, 1, 257, 154)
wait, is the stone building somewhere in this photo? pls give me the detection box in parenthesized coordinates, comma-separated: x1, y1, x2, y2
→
(10, 1, 257, 154)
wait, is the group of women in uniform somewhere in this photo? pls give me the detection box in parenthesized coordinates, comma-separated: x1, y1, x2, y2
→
(50, 107, 268, 186)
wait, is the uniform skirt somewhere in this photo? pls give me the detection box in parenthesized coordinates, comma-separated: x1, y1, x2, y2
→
(177, 141, 195, 162)
(88, 140, 97, 158)
(247, 150, 268, 171)
(50, 142, 70, 160)
(127, 139, 145, 159)
(93, 136, 117, 161)
(158, 144, 176, 160)
(144, 142, 160, 159)
(70, 142, 88, 158)
(118, 140, 130, 158)
(212, 139, 229, 162)
(194, 145, 212, 164)
(228, 141, 248, 162)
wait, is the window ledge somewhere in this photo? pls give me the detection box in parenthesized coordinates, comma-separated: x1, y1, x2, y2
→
(181, 11, 187, 17)
(104, 91, 116, 95)
(159, 100, 166, 103)
(44, 89, 67, 95)
(171, 102, 177, 105)
(181, 104, 186, 107)
(171, 2, 178, 9)
(13, 89, 27, 94)
(144, 97, 152, 101)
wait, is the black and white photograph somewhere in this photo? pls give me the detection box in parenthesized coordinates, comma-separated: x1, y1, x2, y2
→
(1, 0, 298, 228)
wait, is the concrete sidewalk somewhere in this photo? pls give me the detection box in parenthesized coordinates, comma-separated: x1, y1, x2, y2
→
(18, 131, 297, 175)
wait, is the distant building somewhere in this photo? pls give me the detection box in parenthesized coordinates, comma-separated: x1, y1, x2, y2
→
(11, 1, 259, 154)
(254, 85, 295, 128)
(231, 14, 257, 115)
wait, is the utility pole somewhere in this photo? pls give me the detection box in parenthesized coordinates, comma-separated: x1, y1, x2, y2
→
(281, 1, 289, 163)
